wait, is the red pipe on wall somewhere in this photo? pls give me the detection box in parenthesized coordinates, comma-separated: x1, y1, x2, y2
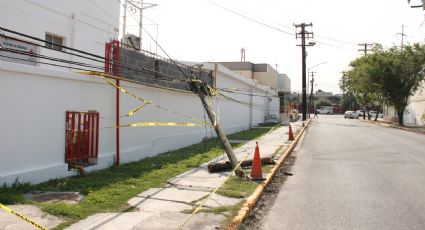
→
(105, 40, 121, 166)
(113, 41, 120, 166)
(115, 78, 120, 165)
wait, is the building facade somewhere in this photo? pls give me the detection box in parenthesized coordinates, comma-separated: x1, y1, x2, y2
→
(218, 62, 280, 92)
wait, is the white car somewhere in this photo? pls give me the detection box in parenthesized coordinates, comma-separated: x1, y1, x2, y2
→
(317, 108, 333, 114)
(355, 110, 365, 116)
(344, 111, 358, 119)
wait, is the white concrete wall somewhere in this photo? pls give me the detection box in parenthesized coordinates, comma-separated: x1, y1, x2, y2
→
(0, 61, 279, 185)
(405, 82, 425, 126)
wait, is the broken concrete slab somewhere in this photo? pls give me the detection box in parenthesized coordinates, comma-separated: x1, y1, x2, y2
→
(0, 204, 63, 230)
(167, 167, 231, 190)
(195, 193, 241, 208)
(128, 195, 192, 212)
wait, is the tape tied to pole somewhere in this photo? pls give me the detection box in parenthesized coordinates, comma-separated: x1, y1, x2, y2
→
(77, 71, 215, 128)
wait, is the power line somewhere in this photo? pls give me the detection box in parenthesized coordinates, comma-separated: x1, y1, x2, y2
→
(0, 28, 199, 88)
(218, 89, 279, 98)
(205, 0, 295, 36)
(0, 26, 105, 60)
(204, 1, 358, 52)
(0, 45, 187, 87)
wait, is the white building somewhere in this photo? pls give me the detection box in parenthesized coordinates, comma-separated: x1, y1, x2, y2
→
(404, 81, 425, 126)
(0, 1, 279, 185)
(0, 0, 119, 67)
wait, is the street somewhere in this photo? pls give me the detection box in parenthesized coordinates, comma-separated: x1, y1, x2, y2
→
(260, 115, 425, 230)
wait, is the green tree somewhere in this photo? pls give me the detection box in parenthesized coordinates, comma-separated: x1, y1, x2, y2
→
(341, 44, 425, 125)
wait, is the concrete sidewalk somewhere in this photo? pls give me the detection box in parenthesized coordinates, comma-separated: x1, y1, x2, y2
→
(0, 122, 304, 230)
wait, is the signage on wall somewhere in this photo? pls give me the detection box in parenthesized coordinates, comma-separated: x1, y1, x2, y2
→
(0, 36, 38, 66)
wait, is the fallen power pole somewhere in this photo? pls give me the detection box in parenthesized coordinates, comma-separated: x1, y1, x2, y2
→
(208, 157, 274, 173)
(188, 75, 244, 176)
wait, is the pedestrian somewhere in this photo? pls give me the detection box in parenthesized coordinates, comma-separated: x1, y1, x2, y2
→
(314, 110, 318, 118)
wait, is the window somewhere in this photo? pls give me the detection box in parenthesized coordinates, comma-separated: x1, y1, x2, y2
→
(45, 33, 63, 51)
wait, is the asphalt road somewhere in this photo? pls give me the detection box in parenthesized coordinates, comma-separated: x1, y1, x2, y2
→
(260, 115, 425, 230)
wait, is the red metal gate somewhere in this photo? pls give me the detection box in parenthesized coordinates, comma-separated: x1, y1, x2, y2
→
(65, 111, 99, 166)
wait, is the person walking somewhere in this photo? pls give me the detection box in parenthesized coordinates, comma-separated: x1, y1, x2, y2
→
(314, 110, 318, 118)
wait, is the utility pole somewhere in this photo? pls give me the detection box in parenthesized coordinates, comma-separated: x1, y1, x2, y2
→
(397, 25, 407, 50)
(122, 0, 128, 38)
(295, 22, 314, 121)
(358, 43, 373, 56)
(188, 74, 243, 176)
(309, 71, 316, 115)
(125, 0, 157, 49)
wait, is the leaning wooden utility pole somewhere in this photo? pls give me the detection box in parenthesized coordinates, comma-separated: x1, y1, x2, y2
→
(188, 75, 243, 176)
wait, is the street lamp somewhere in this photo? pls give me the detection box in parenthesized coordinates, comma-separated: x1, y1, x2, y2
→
(308, 62, 327, 91)
(307, 62, 327, 117)
(308, 61, 327, 73)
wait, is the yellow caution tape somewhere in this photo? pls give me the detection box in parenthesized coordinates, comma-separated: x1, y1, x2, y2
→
(124, 102, 152, 117)
(207, 85, 218, 96)
(0, 203, 47, 230)
(77, 71, 214, 128)
(78, 71, 151, 103)
(113, 122, 202, 128)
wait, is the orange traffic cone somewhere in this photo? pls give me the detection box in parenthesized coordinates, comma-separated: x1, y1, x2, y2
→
(288, 125, 295, 141)
(250, 142, 264, 180)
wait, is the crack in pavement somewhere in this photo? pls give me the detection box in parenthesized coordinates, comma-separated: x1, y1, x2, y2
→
(165, 181, 214, 192)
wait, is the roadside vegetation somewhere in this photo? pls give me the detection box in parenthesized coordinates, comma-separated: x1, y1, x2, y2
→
(0, 127, 274, 229)
(340, 44, 425, 125)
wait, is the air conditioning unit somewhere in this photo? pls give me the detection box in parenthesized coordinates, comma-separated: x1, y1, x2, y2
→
(122, 34, 141, 50)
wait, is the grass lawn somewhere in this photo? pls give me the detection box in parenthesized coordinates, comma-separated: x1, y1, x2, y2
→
(0, 127, 275, 229)
(227, 126, 280, 140)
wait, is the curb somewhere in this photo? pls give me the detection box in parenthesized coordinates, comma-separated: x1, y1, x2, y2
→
(227, 119, 312, 229)
(360, 119, 425, 135)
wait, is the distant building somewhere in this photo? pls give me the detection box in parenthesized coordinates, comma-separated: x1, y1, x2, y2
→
(217, 61, 293, 114)
(278, 73, 291, 93)
(218, 62, 279, 92)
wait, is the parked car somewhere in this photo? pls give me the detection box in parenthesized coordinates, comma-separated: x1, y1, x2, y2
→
(344, 111, 358, 119)
(355, 110, 365, 116)
(317, 107, 333, 114)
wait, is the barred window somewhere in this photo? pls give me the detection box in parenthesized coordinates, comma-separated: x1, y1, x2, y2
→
(45, 33, 63, 51)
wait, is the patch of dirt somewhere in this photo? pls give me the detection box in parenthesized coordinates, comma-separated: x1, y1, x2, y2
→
(23, 191, 83, 204)
(238, 154, 297, 230)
